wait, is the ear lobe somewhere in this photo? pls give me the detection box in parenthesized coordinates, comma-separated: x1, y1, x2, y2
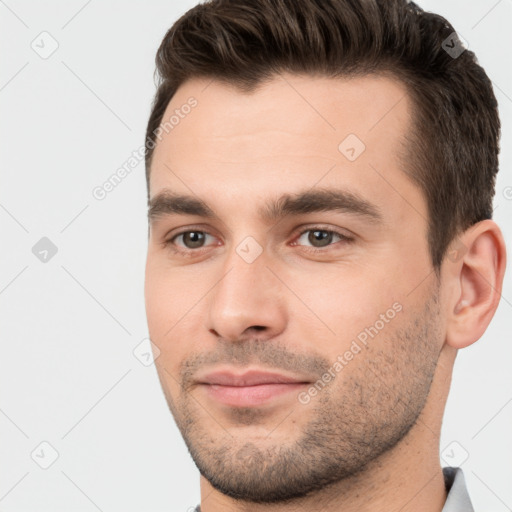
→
(445, 220, 507, 350)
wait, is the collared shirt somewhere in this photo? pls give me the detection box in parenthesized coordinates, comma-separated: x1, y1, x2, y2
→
(442, 466, 474, 511)
(194, 466, 474, 512)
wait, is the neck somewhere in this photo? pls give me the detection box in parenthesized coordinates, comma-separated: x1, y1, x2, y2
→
(198, 345, 456, 512)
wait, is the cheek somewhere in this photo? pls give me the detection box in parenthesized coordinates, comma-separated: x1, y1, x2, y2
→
(289, 264, 402, 347)
(145, 261, 173, 337)
(145, 258, 214, 380)
(145, 257, 202, 334)
(145, 260, 189, 366)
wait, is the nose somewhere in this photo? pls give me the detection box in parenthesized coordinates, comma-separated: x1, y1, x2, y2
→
(205, 242, 286, 343)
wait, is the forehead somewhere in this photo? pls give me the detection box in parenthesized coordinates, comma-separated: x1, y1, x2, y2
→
(148, 73, 422, 225)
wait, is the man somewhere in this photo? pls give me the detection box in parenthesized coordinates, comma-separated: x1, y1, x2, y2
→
(143, 0, 507, 510)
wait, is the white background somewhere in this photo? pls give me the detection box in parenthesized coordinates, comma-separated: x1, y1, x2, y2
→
(1, 1, 511, 510)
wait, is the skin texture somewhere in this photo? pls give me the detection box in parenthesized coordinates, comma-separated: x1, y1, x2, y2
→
(144, 74, 506, 512)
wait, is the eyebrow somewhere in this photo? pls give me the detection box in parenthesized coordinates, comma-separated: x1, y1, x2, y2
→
(148, 187, 383, 226)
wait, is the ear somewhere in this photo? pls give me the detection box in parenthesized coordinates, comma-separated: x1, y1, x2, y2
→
(444, 219, 507, 349)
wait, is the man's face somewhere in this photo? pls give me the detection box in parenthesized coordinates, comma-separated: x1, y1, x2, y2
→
(144, 74, 445, 502)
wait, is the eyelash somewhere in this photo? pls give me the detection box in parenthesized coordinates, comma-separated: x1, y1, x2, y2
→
(162, 226, 354, 257)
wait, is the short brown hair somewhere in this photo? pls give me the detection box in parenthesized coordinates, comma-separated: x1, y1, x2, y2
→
(145, 0, 500, 270)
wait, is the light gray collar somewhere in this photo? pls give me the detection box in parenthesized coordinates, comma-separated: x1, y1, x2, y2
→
(442, 466, 475, 512)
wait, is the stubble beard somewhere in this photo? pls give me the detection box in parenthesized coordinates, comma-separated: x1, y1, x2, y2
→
(162, 290, 442, 503)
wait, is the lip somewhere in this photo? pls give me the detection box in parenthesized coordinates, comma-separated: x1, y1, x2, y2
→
(198, 369, 309, 386)
(196, 369, 311, 407)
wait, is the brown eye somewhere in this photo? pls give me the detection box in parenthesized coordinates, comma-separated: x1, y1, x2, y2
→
(296, 228, 351, 250)
(174, 231, 209, 249)
(183, 231, 205, 248)
(307, 230, 335, 247)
